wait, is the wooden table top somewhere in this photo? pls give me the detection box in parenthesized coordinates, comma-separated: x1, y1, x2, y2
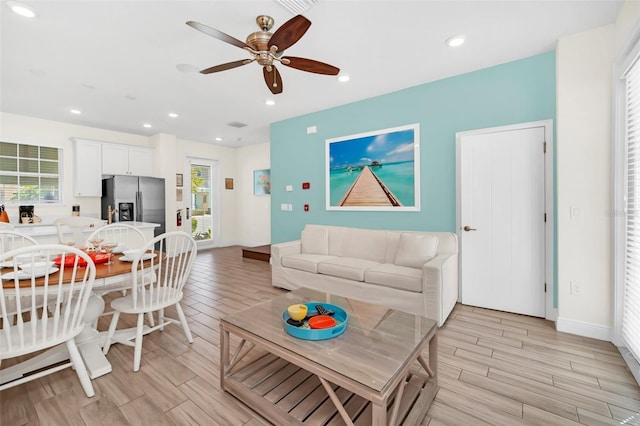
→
(1, 250, 161, 288)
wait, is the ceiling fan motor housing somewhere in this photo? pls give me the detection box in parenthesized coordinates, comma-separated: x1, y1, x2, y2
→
(246, 31, 272, 55)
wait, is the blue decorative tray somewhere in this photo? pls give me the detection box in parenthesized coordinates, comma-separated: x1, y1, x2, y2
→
(282, 302, 348, 340)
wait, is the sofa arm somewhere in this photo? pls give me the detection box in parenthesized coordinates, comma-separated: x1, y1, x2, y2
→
(271, 240, 301, 290)
(422, 252, 459, 326)
(271, 240, 302, 265)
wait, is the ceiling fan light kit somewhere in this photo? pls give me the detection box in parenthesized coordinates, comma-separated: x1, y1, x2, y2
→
(186, 14, 340, 95)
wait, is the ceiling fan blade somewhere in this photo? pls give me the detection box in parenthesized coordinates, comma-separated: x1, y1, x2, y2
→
(201, 59, 253, 74)
(186, 21, 251, 50)
(281, 56, 340, 75)
(263, 65, 283, 94)
(268, 15, 311, 53)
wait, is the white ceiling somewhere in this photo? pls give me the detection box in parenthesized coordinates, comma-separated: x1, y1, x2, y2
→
(0, 0, 624, 147)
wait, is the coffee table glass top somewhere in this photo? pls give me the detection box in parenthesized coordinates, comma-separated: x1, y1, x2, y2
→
(222, 288, 437, 392)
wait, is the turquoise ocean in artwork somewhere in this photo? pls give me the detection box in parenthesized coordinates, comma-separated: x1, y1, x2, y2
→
(329, 161, 415, 206)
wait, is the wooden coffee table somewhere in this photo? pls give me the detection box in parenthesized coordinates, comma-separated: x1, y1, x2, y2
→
(219, 288, 438, 425)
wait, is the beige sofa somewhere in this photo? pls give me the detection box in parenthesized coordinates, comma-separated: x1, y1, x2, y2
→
(271, 224, 458, 326)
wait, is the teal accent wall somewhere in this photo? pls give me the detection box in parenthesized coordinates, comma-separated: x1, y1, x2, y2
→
(271, 51, 557, 306)
(271, 51, 556, 244)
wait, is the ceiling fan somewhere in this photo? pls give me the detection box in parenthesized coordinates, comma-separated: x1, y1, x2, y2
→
(186, 15, 340, 95)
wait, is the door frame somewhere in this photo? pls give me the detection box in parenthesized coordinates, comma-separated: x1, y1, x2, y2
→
(455, 120, 556, 321)
(184, 157, 220, 249)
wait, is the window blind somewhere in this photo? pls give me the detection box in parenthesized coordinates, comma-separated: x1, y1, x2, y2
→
(0, 142, 61, 204)
(623, 57, 640, 361)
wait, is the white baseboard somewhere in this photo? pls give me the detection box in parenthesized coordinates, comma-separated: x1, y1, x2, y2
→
(556, 316, 612, 341)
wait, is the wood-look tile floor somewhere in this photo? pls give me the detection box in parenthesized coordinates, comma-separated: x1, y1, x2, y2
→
(2, 246, 639, 425)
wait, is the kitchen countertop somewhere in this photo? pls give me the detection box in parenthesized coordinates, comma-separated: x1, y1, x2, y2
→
(13, 221, 160, 237)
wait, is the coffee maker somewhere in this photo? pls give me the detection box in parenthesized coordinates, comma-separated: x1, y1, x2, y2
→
(19, 205, 34, 223)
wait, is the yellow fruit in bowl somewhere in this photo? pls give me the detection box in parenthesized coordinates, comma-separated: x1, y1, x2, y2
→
(287, 304, 308, 321)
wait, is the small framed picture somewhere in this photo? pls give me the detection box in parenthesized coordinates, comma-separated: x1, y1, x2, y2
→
(254, 169, 271, 195)
(176, 188, 183, 202)
(176, 173, 183, 187)
(225, 178, 234, 190)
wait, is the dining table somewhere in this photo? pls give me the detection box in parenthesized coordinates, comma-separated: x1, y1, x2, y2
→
(0, 249, 161, 384)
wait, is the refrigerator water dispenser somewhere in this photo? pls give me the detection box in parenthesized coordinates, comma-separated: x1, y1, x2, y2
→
(119, 202, 134, 222)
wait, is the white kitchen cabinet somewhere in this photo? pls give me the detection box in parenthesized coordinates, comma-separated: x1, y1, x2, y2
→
(72, 139, 102, 197)
(102, 143, 155, 176)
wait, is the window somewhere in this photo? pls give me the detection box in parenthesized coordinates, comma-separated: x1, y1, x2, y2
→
(622, 56, 640, 362)
(616, 32, 640, 384)
(0, 141, 62, 204)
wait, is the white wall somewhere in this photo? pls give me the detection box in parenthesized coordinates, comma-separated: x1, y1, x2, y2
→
(0, 112, 267, 246)
(556, 24, 616, 339)
(615, 0, 640, 55)
(235, 142, 271, 246)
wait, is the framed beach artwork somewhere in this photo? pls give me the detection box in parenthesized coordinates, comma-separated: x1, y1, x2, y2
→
(325, 124, 420, 211)
(253, 169, 271, 195)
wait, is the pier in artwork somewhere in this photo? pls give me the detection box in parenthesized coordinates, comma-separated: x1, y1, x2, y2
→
(338, 166, 402, 207)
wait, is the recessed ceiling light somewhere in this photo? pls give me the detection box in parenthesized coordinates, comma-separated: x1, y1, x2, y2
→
(7, 1, 36, 18)
(143, 123, 152, 128)
(266, 99, 275, 106)
(338, 74, 350, 83)
(70, 109, 82, 115)
(446, 34, 466, 48)
(168, 112, 179, 118)
(215, 137, 223, 141)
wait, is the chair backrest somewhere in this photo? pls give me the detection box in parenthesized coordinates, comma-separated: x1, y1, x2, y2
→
(0, 244, 96, 358)
(0, 230, 38, 254)
(0, 223, 15, 231)
(86, 223, 146, 252)
(53, 216, 104, 247)
(131, 231, 197, 310)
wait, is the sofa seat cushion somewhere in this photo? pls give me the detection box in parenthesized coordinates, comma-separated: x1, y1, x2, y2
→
(282, 254, 337, 273)
(365, 263, 423, 293)
(317, 257, 380, 281)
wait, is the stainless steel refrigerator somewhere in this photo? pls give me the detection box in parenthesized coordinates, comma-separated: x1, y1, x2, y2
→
(101, 176, 165, 239)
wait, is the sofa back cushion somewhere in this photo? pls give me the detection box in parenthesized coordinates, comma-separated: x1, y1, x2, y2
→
(341, 227, 387, 263)
(301, 228, 329, 255)
(394, 233, 439, 268)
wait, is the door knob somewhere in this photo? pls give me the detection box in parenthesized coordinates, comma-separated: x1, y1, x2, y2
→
(463, 226, 477, 232)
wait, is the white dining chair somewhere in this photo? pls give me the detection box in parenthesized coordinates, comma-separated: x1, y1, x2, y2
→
(0, 244, 96, 397)
(102, 231, 197, 371)
(0, 230, 40, 323)
(85, 223, 149, 324)
(0, 230, 38, 254)
(53, 216, 104, 248)
(86, 223, 146, 256)
(0, 223, 14, 231)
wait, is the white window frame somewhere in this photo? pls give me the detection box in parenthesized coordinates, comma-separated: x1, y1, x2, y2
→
(0, 140, 64, 206)
(613, 23, 640, 385)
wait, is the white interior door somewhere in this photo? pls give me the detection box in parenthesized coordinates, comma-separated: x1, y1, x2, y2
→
(458, 125, 547, 317)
